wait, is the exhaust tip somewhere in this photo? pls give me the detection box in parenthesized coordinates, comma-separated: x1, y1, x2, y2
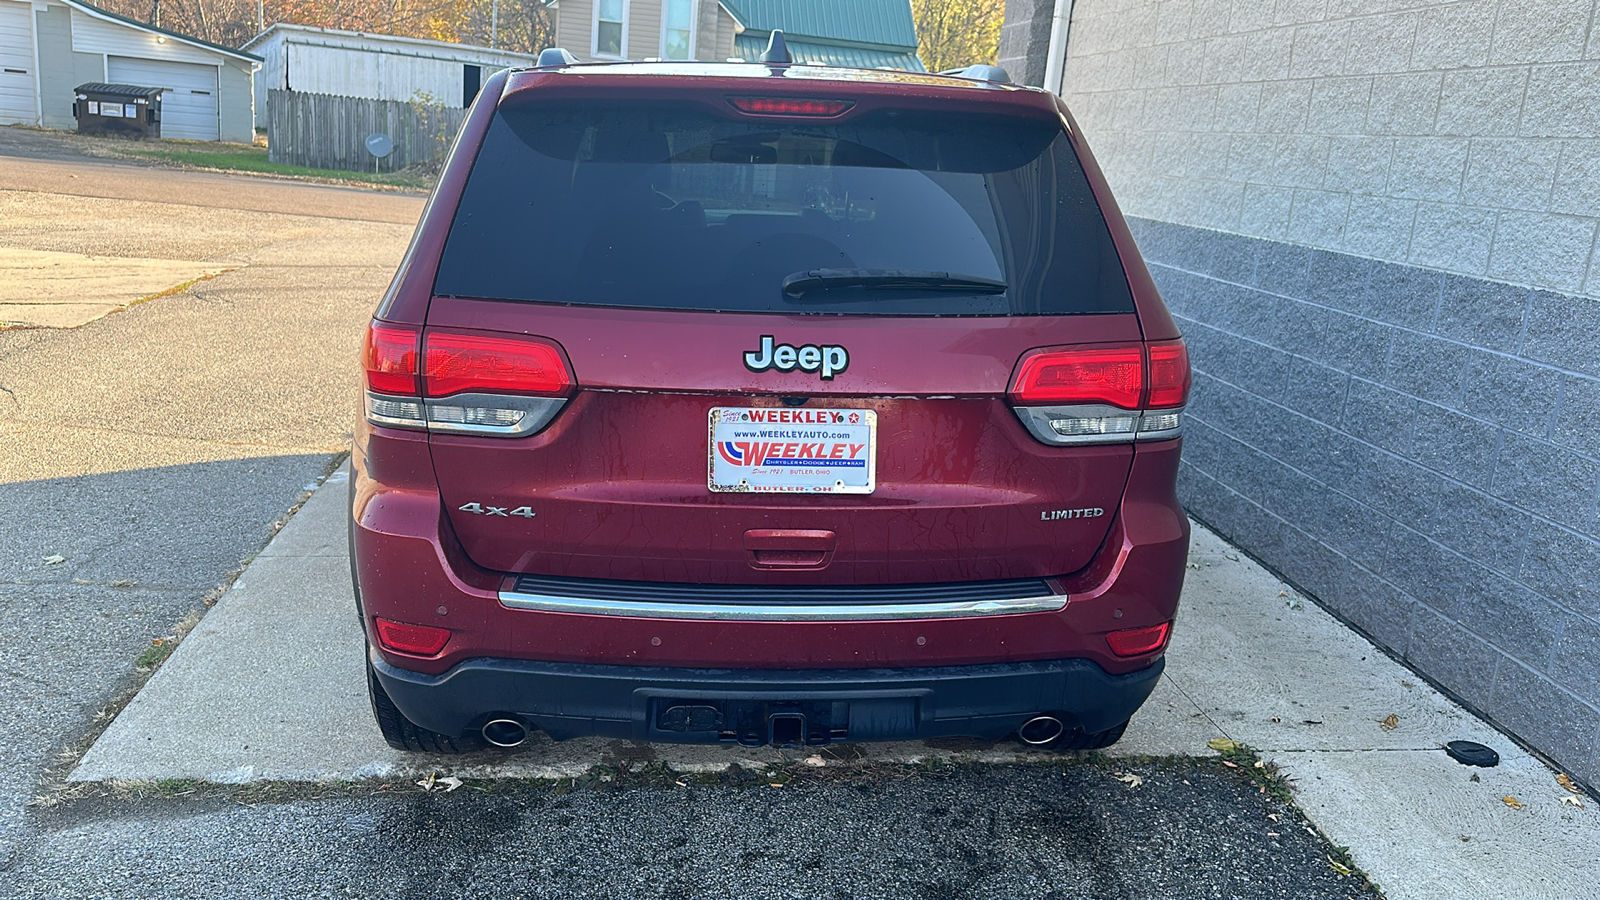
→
(482, 717, 529, 748)
(1018, 715, 1066, 746)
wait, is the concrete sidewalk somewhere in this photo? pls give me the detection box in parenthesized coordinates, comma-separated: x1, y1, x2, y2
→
(71, 463, 1600, 900)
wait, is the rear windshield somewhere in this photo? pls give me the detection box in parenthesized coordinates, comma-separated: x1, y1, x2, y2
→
(434, 102, 1134, 317)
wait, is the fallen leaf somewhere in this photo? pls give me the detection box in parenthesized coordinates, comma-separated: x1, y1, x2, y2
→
(1379, 714, 1399, 731)
(1502, 795, 1525, 810)
(43, 555, 66, 565)
(416, 773, 436, 792)
(1224, 553, 1240, 561)
(803, 755, 826, 768)
(1114, 772, 1143, 788)
(1253, 760, 1266, 769)
(1557, 774, 1581, 794)
(1327, 856, 1352, 876)
(1267, 813, 1280, 823)
(1560, 795, 1584, 808)
(1222, 760, 1238, 768)
(438, 776, 462, 793)
(1207, 737, 1241, 753)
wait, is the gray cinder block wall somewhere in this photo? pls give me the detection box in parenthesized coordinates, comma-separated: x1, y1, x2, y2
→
(998, 0, 1057, 86)
(1054, 0, 1600, 786)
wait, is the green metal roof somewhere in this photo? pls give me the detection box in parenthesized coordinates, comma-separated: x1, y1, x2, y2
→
(732, 33, 925, 72)
(720, 0, 918, 50)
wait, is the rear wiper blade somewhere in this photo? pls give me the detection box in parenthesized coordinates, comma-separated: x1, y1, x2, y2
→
(782, 268, 1007, 298)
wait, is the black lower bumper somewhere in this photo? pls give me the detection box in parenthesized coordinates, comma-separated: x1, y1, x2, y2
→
(372, 651, 1164, 746)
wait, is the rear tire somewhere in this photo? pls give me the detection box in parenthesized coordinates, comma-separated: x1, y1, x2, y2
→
(367, 661, 485, 753)
(1030, 719, 1129, 752)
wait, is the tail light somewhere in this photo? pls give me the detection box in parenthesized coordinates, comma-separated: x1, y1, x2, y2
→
(363, 321, 573, 437)
(1009, 340, 1189, 445)
(728, 97, 854, 117)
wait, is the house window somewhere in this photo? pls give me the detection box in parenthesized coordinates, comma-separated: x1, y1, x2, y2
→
(662, 0, 694, 60)
(595, 0, 626, 58)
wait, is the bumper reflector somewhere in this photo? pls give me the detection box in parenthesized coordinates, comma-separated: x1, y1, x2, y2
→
(375, 618, 451, 656)
(1106, 622, 1171, 657)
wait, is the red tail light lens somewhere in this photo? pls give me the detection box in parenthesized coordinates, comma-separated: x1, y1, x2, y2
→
(728, 97, 854, 117)
(423, 331, 573, 398)
(374, 618, 450, 656)
(1106, 622, 1172, 657)
(364, 322, 420, 396)
(1011, 344, 1144, 408)
(1146, 340, 1191, 408)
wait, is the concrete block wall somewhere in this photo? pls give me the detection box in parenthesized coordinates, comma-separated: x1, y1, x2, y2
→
(998, 0, 1057, 86)
(1055, 0, 1600, 786)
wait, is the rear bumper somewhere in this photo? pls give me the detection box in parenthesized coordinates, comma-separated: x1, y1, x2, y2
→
(350, 431, 1190, 677)
(371, 649, 1164, 745)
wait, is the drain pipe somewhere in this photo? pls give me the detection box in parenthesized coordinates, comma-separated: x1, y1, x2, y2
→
(1042, 0, 1075, 96)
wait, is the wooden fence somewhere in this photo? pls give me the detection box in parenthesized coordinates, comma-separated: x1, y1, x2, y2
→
(267, 90, 468, 173)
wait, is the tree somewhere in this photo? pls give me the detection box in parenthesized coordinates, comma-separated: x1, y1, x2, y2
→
(911, 0, 1005, 73)
(95, 0, 552, 52)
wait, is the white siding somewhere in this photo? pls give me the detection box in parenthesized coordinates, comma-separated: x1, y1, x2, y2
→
(285, 41, 464, 104)
(247, 27, 537, 124)
(0, 0, 36, 124)
(251, 30, 284, 126)
(70, 9, 221, 66)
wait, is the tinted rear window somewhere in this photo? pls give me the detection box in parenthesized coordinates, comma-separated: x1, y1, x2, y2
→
(434, 102, 1134, 317)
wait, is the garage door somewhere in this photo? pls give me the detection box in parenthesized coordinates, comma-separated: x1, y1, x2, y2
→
(107, 56, 217, 141)
(0, 1, 35, 125)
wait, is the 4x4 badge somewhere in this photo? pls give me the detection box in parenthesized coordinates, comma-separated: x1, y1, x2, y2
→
(743, 335, 848, 380)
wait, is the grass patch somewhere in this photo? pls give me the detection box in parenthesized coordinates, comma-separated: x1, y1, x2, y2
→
(115, 141, 432, 190)
(133, 608, 203, 671)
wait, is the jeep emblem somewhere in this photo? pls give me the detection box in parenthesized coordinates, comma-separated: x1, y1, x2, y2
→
(743, 335, 848, 380)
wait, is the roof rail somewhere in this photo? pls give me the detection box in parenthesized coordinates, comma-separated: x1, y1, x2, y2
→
(759, 30, 792, 65)
(537, 47, 578, 67)
(939, 64, 1011, 84)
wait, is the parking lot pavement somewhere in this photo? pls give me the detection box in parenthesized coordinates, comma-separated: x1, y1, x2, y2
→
(0, 153, 422, 871)
(66, 461, 1600, 899)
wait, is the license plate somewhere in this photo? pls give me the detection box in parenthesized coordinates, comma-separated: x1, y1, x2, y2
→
(709, 407, 877, 494)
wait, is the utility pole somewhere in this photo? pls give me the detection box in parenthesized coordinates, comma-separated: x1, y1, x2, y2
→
(490, 0, 498, 48)
(256, 0, 264, 34)
(150, 0, 160, 28)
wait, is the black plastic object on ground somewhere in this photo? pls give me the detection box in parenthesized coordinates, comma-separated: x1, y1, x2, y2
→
(1445, 740, 1500, 767)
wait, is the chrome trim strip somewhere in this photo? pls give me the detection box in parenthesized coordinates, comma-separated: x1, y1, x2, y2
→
(497, 590, 1068, 621)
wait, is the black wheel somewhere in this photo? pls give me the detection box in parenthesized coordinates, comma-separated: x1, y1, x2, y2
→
(1018, 718, 1129, 752)
(367, 661, 485, 753)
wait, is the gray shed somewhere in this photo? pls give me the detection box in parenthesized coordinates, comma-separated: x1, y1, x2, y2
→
(0, 0, 259, 143)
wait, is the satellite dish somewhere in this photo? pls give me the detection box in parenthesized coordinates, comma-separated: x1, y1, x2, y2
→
(365, 132, 394, 158)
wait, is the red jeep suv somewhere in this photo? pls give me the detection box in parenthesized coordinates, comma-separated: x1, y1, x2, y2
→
(351, 38, 1190, 754)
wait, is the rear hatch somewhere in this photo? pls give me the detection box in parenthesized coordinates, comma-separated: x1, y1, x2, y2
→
(417, 86, 1161, 585)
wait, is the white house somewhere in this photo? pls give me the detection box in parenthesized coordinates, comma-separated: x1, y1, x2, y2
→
(0, 0, 258, 142)
(243, 24, 538, 128)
